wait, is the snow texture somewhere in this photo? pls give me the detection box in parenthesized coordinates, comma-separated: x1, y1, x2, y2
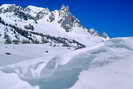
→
(0, 37, 133, 89)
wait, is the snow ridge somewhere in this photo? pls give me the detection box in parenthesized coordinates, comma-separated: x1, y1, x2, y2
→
(0, 37, 133, 89)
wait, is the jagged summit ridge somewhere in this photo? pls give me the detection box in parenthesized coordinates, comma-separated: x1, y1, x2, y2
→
(0, 4, 109, 49)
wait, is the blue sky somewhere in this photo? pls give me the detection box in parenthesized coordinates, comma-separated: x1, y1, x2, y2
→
(0, 0, 132, 37)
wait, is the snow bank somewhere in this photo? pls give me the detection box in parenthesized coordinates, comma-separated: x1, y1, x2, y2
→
(0, 37, 133, 89)
(0, 71, 38, 89)
(70, 55, 133, 89)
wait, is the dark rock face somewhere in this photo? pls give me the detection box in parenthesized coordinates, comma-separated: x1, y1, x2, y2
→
(5, 52, 11, 55)
(58, 6, 81, 32)
(61, 16, 76, 32)
(24, 24, 34, 31)
(49, 13, 55, 22)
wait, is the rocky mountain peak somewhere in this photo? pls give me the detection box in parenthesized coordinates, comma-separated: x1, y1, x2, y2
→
(59, 5, 70, 16)
(0, 4, 109, 49)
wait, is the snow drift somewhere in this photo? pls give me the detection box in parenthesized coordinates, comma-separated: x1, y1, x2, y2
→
(0, 37, 133, 89)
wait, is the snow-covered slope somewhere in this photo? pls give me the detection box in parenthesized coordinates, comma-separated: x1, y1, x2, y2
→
(0, 71, 38, 89)
(70, 55, 133, 89)
(0, 4, 109, 49)
(0, 44, 72, 66)
(70, 37, 133, 89)
(0, 37, 133, 89)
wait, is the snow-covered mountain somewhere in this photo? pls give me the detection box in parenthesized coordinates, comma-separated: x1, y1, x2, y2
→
(0, 4, 132, 89)
(0, 4, 109, 49)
